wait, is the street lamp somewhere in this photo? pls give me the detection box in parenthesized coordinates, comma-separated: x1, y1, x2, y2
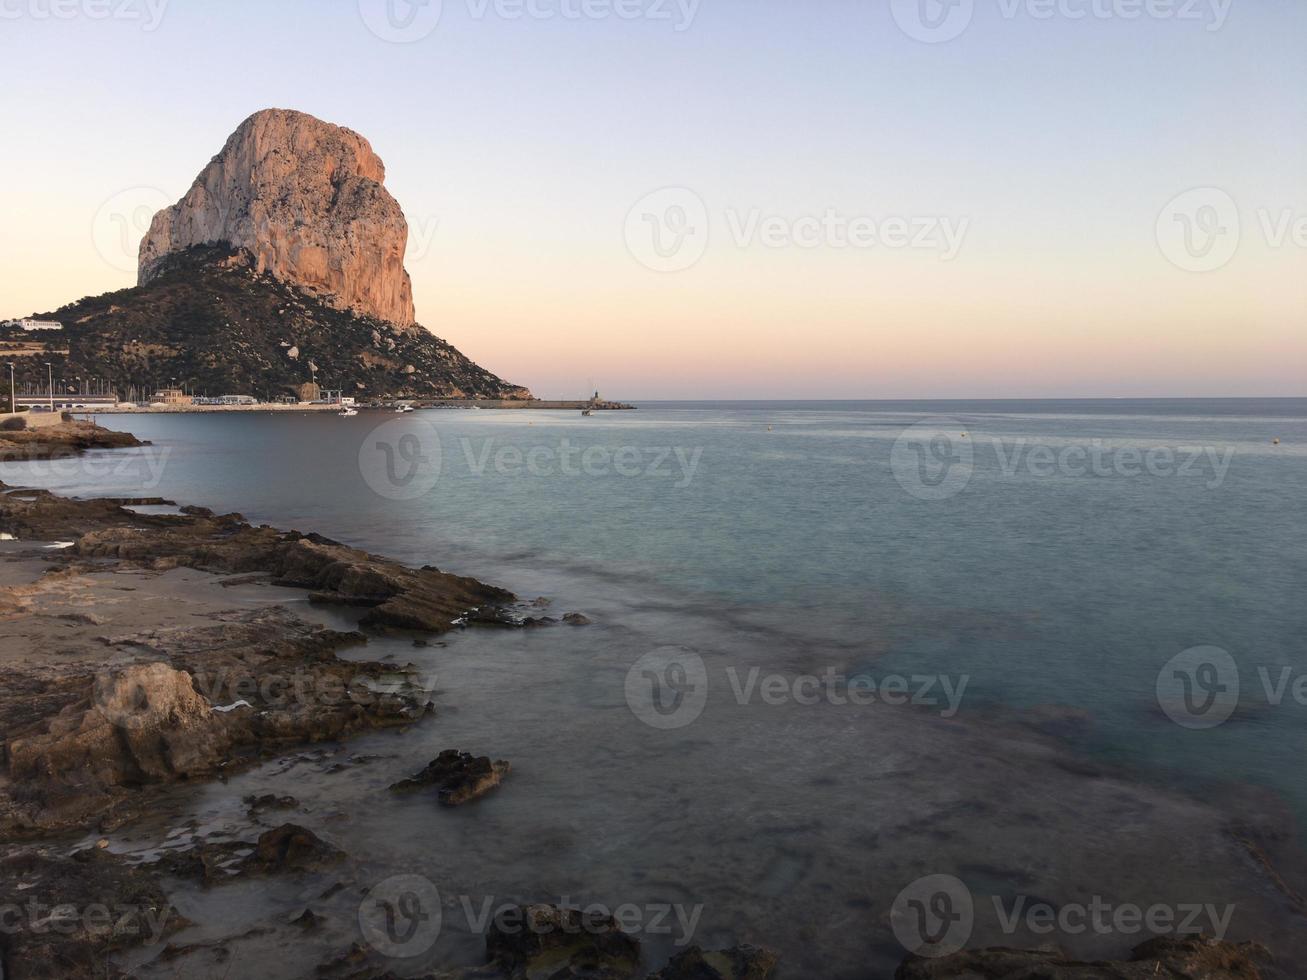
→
(44, 362, 53, 413)
(5, 363, 14, 415)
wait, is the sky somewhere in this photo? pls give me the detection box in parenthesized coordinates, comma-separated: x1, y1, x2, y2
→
(1, 0, 1304, 399)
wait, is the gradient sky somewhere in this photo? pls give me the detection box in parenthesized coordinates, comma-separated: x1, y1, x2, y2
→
(2, 0, 1304, 398)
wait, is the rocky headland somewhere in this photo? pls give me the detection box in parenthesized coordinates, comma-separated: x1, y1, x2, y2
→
(0, 416, 145, 461)
(8, 109, 529, 402)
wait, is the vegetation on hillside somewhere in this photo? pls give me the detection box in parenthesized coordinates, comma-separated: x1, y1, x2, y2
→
(18, 246, 529, 401)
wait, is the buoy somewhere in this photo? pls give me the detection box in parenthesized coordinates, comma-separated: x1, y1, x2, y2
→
(1273, 438, 1280, 445)
(767, 425, 773, 432)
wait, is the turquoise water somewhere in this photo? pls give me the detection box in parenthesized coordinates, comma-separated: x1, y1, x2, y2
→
(10, 399, 1306, 804)
(6, 399, 1306, 975)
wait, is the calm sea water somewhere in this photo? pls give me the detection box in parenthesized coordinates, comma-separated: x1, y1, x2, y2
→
(5, 399, 1305, 977)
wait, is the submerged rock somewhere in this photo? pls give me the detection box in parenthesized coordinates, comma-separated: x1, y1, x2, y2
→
(895, 935, 1271, 979)
(485, 904, 642, 980)
(648, 945, 780, 979)
(0, 595, 441, 835)
(157, 823, 344, 884)
(390, 750, 511, 806)
(253, 823, 345, 873)
(245, 793, 300, 814)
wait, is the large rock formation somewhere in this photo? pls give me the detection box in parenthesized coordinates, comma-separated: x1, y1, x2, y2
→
(139, 108, 417, 330)
(22, 109, 529, 400)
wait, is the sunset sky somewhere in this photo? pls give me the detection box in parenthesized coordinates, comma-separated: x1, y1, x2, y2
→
(2, 0, 1304, 399)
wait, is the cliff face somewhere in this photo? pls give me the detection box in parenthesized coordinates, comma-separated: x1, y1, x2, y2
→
(139, 109, 417, 330)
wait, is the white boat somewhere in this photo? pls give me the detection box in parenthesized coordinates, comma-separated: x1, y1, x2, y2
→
(394, 404, 414, 414)
(338, 407, 358, 417)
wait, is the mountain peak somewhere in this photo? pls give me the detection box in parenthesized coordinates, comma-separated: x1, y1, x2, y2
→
(138, 108, 416, 329)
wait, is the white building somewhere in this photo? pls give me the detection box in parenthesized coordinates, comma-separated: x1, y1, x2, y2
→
(12, 319, 63, 332)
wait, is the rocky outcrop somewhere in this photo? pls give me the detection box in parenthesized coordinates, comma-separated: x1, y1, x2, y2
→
(0, 488, 518, 632)
(0, 483, 522, 834)
(140, 109, 416, 330)
(0, 607, 436, 834)
(71, 511, 515, 633)
(389, 750, 511, 805)
(4, 662, 232, 830)
(895, 936, 1271, 979)
(0, 419, 144, 461)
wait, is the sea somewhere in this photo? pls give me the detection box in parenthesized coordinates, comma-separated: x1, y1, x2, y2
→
(2, 399, 1304, 978)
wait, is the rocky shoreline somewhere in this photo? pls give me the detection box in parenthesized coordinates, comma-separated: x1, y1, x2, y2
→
(0, 478, 796, 980)
(0, 436, 1284, 979)
(0, 482, 523, 838)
